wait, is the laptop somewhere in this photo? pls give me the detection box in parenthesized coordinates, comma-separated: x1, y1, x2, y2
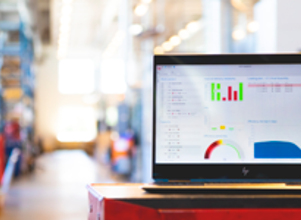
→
(143, 54, 301, 193)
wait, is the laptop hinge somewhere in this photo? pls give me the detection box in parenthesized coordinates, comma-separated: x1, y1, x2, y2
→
(168, 180, 190, 183)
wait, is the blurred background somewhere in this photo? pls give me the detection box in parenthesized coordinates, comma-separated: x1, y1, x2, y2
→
(0, 0, 300, 219)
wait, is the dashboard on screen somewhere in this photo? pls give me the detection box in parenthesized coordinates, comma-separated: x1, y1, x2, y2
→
(155, 64, 301, 164)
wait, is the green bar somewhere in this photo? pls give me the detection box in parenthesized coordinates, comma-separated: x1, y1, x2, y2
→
(217, 92, 221, 101)
(239, 83, 243, 101)
(212, 127, 217, 131)
(229, 127, 234, 131)
(211, 83, 215, 101)
(217, 83, 221, 90)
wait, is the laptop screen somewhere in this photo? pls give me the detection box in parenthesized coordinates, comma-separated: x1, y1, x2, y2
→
(155, 64, 301, 164)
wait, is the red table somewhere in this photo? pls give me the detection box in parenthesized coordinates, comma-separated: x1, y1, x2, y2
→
(87, 183, 301, 220)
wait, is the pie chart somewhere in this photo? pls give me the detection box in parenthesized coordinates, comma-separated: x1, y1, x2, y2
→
(204, 140, 242, 161)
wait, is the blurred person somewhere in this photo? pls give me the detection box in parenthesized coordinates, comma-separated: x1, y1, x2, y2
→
(109, 129, 135, 177)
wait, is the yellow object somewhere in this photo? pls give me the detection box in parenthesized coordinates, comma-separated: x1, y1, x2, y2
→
(220, 125, 226, 130)
(3, 88, 23, 100)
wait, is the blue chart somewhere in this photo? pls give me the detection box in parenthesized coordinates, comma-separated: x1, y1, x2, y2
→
(254, 141, 301, 159)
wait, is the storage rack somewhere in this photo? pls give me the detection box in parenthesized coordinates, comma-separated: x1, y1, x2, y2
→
(0, 20, 36, 174)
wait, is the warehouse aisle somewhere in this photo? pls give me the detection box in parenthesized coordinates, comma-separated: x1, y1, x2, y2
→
(0, 150, 114, 220)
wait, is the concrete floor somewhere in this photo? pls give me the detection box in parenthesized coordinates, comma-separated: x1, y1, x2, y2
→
(0, 150, 114, 220)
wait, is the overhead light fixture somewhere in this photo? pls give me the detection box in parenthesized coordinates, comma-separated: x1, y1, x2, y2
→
(162, 42, 173, 52)
(231, 0, 248, 12)
(154, 46, 164, 54)
(178, 29, 190, 40)
(134, 4, 148, 16)
(232, 29, 246, 41)
(129, 24, 143, 36)
(247, 21, 259, 33)
(169, 35, 181, 46)
(186, 21, 200, 33)
(153, 19, 204, 54)
(57, 0, 73, 59)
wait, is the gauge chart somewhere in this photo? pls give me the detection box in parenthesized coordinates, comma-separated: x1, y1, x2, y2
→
(204, 139, 242, 161)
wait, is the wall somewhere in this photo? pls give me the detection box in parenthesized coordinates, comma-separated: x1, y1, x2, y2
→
(35, 46, 97, 151)
(35, 46, 59, 151)
(277, 0, 301, 52)
(255, 0, 301, 52)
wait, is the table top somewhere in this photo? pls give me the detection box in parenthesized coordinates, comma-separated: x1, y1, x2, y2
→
(87, 183, 301, 209)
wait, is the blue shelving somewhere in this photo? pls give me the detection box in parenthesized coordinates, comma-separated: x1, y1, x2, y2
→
(0, 19, 36, 175)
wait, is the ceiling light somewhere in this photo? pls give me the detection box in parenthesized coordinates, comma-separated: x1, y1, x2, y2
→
(154, 46, 164, 54)
(178, 29, 190, 40)
(186, 21, 200, 33)
(134, 4, 148, 16)
(231, 0, 248, 12)
(129, 24, 143, 35)
(169, 35, 181, 46)
(232, 29, 246, 41)
(247, 21, 259, 33)
(162, 42, 173, 52)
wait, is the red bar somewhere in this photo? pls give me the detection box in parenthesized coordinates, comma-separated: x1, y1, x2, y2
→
(222, 97, 226, 101)
(228, 86, 232, 101)
(234, 91, 238, 101)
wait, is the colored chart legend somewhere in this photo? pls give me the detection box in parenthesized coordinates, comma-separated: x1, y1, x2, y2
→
(211, 83, 243, 101)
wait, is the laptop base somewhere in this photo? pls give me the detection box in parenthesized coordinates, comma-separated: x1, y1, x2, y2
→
(142, 183, 301, 194)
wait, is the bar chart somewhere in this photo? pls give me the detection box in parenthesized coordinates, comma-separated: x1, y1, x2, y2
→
(211, 82, 243, 101)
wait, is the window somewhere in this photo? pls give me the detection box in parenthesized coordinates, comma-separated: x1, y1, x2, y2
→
(100, 59, 127, 94)
(57, 106, 97, 142)
(59, 59, 95, 94)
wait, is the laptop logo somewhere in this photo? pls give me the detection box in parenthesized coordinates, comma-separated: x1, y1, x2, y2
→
(242, 167, 249, 176)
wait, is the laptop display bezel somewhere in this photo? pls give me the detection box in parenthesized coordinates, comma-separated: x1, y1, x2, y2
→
(153, 54, 301, 181)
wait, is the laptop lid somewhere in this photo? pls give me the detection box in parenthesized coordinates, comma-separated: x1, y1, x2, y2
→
(153, 54, 301, 182)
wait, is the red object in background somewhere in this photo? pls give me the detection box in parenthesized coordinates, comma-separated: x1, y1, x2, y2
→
(0, 135, 5, 179)
(87, 184, 301, 220)
(4, 120, 20, 141)
(222, 97, 226, 101)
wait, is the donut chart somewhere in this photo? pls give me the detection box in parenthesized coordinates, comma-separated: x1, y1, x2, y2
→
(204, 140, 242, 160)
